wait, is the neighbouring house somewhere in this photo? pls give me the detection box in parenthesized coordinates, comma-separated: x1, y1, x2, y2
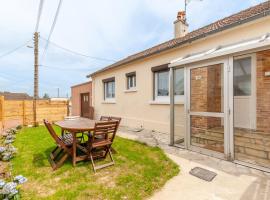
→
(71, 81, 93, 118)
(0, 91, 32, 100)
(88, 2, 270, 171)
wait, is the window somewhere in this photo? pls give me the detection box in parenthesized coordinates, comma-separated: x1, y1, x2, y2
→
(152, 64, 184, 101)
(156, 70, 169, 96)
(103, 77, 115, 100)
(233, 57, 252, 96)
(126, 72, 136, 90)
(174, 68, 184, 95)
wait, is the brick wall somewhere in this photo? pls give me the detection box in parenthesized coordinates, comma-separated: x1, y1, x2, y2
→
(234, 50, 270, 168)
(256, 50, 270, 133)
(71, 81, 92, 117)
(190, 64, 222, 129)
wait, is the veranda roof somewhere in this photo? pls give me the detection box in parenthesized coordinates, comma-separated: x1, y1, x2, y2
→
(169, 33, 270, 68)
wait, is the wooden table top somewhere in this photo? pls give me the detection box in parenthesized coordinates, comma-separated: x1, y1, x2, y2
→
(54, 118, 97, 131)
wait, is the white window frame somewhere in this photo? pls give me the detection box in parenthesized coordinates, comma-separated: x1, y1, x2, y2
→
(127, 74, 136, 90)
(154, 70, 169, 102)
(104, 80, 115, 102)
(154, 68, 184, 103)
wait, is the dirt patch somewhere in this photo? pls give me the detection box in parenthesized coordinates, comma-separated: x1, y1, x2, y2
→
(22, 181, 56, 197)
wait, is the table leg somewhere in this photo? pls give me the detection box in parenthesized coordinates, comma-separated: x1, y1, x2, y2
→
(61, 129, 64, 137)
(72, 131, 76, 167)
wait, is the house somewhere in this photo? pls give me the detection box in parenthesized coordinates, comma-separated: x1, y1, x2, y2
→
(88, 2, 270, 171)
(71, 81, 93, 118)
(0, 91, 32, 100)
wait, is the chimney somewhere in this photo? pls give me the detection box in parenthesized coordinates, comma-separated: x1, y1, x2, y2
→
(174, 11, 188, 38)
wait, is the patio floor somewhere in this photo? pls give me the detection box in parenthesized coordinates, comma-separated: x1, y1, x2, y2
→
(118, 127, 270, 200)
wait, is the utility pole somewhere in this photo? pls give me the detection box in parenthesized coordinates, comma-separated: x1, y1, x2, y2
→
(33, 32, 39, 127)
(57, 88, 60, 98)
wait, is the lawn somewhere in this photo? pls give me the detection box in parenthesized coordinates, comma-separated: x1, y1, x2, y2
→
(11, 126, 179, 200)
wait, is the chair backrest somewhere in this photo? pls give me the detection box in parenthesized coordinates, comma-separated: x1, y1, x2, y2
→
(93, 121, 118, 143)
(100, 116, 111, 121)
(43, 119, 67, 149)
(110, 116, 121, 129)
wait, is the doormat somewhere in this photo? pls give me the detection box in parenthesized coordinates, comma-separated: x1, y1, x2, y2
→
(189, 167, 217, 182)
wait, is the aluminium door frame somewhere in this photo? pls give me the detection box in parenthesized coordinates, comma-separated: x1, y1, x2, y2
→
(185, 57, 231, 160)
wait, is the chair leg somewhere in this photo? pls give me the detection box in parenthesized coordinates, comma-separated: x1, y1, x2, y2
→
(50, 147, 63, 160)
(49, 146, 70, 170)
(90, 148, 115, 173)
(89, 153, 96, 173)
(55, 153, 69, 169)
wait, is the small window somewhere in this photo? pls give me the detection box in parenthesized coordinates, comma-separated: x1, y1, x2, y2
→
(103, 78, 115, 100)
(126, 72, 136, 90)
(233, 57, 252, 96)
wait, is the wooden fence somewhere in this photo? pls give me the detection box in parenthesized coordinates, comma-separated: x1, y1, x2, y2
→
(0, 96, 69, 132)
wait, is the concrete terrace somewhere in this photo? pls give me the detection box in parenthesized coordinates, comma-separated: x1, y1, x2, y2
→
(118, 127, 270, 200)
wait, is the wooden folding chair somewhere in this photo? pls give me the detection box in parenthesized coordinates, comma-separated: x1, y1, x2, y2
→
(110, 116, 121, 130)
(88, 121, 118, 172)
(44, 119, 73, 170)
(100, 116, 111, 121)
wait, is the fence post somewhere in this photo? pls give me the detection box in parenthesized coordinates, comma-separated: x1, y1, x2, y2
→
(0, 96, 5, 131)
(22, 100, 26, 126)
(67, 100, 70, 116)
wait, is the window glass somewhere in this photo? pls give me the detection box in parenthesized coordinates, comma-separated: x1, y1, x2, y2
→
(127, 75, 136, 89)
(233, 57, 251, 96)
(157, 71, 169, 96)
(105, 81, 115, 99)
(175, 68, 184, 95)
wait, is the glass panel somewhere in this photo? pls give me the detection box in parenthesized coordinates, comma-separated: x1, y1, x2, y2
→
(157, 71, 169, 96)
(233, 57, 251, 96)
(174, 68, 184, 95)
(190, 64, 224, 113)
(234, 51, 270, 168)
(191, 116, 224, 153)
(128, 75, 136, 88)
(174, 103, 185, 146)
(105, 81, 115, 98)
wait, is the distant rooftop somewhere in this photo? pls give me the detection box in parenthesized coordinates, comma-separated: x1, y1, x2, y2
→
(0, 92, 33, 100)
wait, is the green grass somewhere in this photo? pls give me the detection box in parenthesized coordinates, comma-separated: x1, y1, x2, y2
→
(11, 126, 179, 200)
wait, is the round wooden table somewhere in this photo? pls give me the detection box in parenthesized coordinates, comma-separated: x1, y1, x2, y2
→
(55, 118, 97, 166)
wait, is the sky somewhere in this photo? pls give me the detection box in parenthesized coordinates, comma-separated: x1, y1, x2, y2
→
(0, 0, 266, 98)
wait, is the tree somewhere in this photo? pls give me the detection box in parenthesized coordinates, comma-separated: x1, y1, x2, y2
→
(43, 93, 50, 99)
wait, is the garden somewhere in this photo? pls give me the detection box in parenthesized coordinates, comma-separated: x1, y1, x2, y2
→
(0, 126, 179, 199)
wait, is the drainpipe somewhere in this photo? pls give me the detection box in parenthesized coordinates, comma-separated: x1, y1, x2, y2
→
(169, 67, 175, 146)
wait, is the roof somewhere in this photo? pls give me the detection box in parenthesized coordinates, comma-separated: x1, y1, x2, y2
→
(0, 92, 33, 100)
(71, 81, 92, 88)
(88, 1, 270, 77)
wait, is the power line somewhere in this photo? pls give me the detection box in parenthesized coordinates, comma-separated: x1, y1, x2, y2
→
(40, 36, 116, 62)
(34, 0, 44, 32)
(41, 0, 63, 63)
(40, 64, 92, 72)
(0, 40, 31, 59)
